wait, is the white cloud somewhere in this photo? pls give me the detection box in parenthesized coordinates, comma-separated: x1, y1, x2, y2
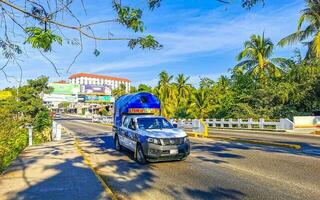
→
(85, 1, 304, 73)
(0, 1, 305, 88)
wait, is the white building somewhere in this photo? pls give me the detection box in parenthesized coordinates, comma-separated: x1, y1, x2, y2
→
(69, 73, 131, 92)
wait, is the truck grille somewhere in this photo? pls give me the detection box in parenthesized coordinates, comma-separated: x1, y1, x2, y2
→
(161, 138, 184, 145)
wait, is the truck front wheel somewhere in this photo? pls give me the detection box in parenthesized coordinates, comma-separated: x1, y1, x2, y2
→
(135, 144, 146, 164)
(114, 135, 122, 151)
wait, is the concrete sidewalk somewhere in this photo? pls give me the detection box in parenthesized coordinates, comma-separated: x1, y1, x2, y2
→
(0, 134, 110, 200)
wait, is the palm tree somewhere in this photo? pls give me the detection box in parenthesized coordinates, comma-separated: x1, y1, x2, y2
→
(174, 74, 191, 106)
(158, 71, 173, 90)
(112, 83, 127, 99)
(236, 34, 282, 82)
(188, 90, 210, 119)
(278, 0, 320, 58)
(156, 71, 176, 118)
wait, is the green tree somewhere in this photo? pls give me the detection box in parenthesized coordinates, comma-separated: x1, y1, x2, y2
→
(138, 84, 153, 93)
(278, 0, 320, 58)
(199, 77, 215, 90)
(130, 86, 137, 93)
(188, 90, 210, 119)
(236, 34, 282, 83)
(208, 76, 235, 118)
(155, 71, 177, 118)
(112, 83, 127, 99)
(34, 110, 52, 132)
(0, 76, 52, 172)
(174, 74, 191, 106)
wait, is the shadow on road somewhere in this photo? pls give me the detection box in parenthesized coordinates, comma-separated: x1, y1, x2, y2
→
(76, 134, 248, 199)
(77, 135, 158, 197)
(1, 138, 108, 200)
(9, 157, 106, 200)
(192, 138, 320, 160)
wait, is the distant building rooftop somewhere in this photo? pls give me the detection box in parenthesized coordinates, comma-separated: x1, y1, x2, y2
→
(53, 80, 67, 84)
(68, 73, 131, 82)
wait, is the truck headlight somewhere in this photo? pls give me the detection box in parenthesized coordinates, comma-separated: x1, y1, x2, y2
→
(184, 137, 189, 143)
(147, 137, 162, 145)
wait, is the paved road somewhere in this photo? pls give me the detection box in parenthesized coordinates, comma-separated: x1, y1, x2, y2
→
(57, 117, 320, 200)
(207, 128, 320, 145)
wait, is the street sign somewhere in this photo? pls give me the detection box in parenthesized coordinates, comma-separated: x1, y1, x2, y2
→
(0, 91, 12, 100)
(81, 84, 112, 95)
(49, 83, 80, 95)
(84, 95, 113, 102)
(43, 94, 78, 102)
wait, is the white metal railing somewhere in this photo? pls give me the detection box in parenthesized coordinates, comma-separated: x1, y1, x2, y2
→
(171, 118, 294, 130)
(66, 113, 114, 124)
(93, 115, 113, 124)
(67, 114, 294, 131)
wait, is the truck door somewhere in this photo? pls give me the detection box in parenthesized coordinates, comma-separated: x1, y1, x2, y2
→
(119, 117, 131, 149)
(126, 119, 138, 151)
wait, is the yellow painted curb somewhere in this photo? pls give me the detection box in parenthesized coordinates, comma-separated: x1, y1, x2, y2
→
(313, 130, 320, 135)
(187, 132, 204, 138)
(74, 138, 118, 200)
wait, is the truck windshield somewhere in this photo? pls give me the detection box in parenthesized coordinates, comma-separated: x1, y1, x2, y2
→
(137, 118, 173, 130)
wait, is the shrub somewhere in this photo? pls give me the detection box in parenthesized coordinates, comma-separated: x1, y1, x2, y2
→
(33, 110, 52, 132)
(0, 108, 28, 172)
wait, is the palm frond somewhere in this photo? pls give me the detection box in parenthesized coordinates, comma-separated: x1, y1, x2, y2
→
(234, 60, 256, 69)
(278, 31, 304, 47)
(267, 62, 282, 78)
(312, 31, 320, 57)
(297, 13, 306, 31)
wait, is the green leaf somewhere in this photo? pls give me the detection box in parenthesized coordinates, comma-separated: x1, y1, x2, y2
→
(128, 35, 162, 49)
(24, 27, 63, 52)
(113, 1, 144, 33)
(93, 49, 100, 57)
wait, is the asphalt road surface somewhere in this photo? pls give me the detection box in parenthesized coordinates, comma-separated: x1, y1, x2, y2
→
(57, 117, 320, 200)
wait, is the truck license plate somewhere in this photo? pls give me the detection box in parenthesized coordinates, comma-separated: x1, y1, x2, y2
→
(170, 149, 178, 154)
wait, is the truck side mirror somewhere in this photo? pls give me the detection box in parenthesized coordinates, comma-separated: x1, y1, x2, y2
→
(173, 124, 178, 128)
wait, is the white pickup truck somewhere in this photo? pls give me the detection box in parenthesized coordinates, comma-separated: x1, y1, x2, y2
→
(113, 115, 190, 164)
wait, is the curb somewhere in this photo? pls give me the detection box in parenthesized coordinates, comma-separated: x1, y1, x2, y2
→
(187, 133, 301, 150)
(62, 126, 118, 200)
(313, 131, 320, 135)
(74, 139, 118, 200)
(208, 127, 286, 132)
(93, 122, 113, 127)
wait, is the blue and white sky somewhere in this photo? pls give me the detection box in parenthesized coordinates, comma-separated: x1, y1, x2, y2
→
(0, 0, 306, 88)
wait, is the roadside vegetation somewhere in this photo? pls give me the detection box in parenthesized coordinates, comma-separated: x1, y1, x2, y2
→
(127, 1, 320, 120)
(0, 77, 53, 173)
(115, 48, 320, 120)
(128, 53, 319, 120)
